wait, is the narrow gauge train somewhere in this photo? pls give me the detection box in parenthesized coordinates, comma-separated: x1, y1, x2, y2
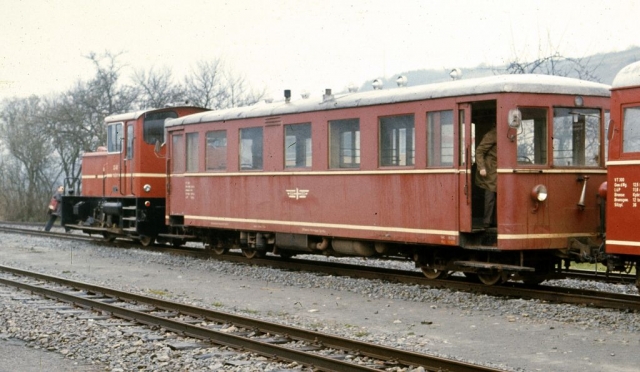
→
(157, 74, 611, 285)
(600, 61, 640, 290)
(61, 106, 208, 245)
(61, 74, 611, 285)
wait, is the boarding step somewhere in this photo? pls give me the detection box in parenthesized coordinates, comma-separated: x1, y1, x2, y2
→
(122, 217, 137, 221)
(122, 206, 137, 210)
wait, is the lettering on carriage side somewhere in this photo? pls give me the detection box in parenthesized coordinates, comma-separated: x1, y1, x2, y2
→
(286, 188, 309, 200)
(633, 182, 640, 208)
(185, 180, 195, 200)
(613, 177, 629, 208)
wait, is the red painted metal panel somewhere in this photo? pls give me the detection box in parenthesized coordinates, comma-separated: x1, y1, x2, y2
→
(607, 82, 640, 256)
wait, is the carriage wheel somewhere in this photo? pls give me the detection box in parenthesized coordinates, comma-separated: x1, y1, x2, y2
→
(242, 249, 265, 259)
(171, 239, 185, 247)
(521, 274, 545, 285)
(211, 246, 229, 255)
(477, 271, 503, 286)
(421, 267, 449, 280)
(102, 233, 116, 242)
(139, 235, 154, 247)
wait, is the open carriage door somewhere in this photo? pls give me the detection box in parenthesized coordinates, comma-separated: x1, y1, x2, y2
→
(458, 104, 474, 232)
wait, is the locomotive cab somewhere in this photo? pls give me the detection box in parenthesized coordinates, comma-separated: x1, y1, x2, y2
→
(61, 106, 208, 245)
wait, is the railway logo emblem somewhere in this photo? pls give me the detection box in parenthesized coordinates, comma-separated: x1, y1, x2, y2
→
(286, 188, 309, 200)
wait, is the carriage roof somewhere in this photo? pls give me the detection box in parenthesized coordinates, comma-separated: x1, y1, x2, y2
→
(612, 61, 640, 89)
(163, 74, 610, 127)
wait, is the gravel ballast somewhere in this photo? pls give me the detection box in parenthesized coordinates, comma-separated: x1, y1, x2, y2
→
(0, 231, 638, 371)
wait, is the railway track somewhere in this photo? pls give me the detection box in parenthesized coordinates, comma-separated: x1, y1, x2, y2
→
(0, 265, 502, 372)
(2, 225, 639, 313)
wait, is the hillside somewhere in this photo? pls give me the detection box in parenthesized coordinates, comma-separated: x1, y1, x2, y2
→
(359, 46, 640, 91)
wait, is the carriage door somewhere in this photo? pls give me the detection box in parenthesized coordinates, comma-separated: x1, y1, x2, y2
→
(458, 104, 474, 232)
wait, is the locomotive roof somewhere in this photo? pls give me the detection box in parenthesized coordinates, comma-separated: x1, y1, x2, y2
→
(166, 74, 610, 127)
(105, 106, 197, 123)
(612, 61, 640, 89)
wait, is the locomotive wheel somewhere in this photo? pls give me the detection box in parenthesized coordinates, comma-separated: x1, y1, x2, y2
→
(421, 267, 449, 280)
(477, 271, 503, 286)
(139, 236, 153, 247)
(242, 249, 265, 259)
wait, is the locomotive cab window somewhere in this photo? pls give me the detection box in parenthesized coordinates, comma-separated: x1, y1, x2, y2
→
(553, 108, 601, 166)
(516, 108, 548, 165)
(144, 111, 178, 145)
(285, 123, 312, 168)
(622, 105, 640, 153)
(240, 127, 263, 170)
(126, 124, 134, 160)
(206, 130, 227, 171)
(329, 118, 360, 169)
(379, 115, 415, 167)
(107, 122, 123, 153)
(427, 110, 454, 167)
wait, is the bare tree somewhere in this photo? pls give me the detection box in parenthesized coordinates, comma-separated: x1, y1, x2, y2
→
(184, 59, 228, 109)
(184, 58, 264, 109)
(224, 69, 265, 108)
(133, 66, 186, 109)
(44, 51, 139, 193)
(502, 36, 602, 82)
(0, 96, 58, 220)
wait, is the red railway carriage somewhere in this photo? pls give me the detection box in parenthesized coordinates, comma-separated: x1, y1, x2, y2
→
(61, 106, 207, 245)
(604, 61, 640, 289)
(165, 74, 610, 285)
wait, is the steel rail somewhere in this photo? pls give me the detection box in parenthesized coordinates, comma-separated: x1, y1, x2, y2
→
(0, 265, 504, 372)
(2, 225, 638, 311)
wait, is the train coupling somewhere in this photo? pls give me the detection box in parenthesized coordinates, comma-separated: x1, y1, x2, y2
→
(568, 238, 604, 263)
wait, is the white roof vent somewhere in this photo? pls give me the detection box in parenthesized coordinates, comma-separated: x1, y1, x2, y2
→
(450, 68, 463, 80)
(396, 75, 408, 87)
(372, 79, 383, 90)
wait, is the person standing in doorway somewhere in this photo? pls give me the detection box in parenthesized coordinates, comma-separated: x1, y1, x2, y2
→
(475, 126, 497, 229)
(44, 185, 69, 232)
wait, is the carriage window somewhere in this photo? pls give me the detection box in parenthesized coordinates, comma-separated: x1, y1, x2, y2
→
(428, 110, 454, 166)
(380, 115, 414, 167)
(285, 123, 312, 168)
(553, 108, 601, 166)
(240, 127, 263, 170)
(107, 122, 123, 153)
(206, 130, 227, 171)
(330, 118, 360, 168)
(517, 108, 547, 165)
(623, 106, 640, 153)
(126, 124, 134, 160)
(172, 134, 184, 173)
(144, 111, 178, 145)
(186, 132, 199, 172)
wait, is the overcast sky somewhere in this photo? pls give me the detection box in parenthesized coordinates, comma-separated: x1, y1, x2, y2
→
(1, 0, 638, 102)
